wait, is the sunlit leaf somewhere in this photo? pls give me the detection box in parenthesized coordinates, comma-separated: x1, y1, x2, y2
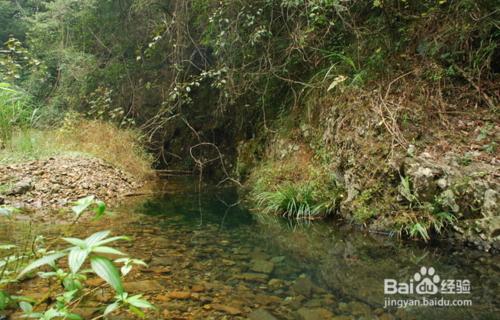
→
(71, 196, 95, 217)
(90, 256, 123, 294)
(62, 237, 87, 248)
(18, 252, 66, 279)
(85, 230, 111, 247)
(104, 302, 120, 315)
(127, 295, 155, 309)
(92, 246, 126, 256)
(68, 247, 89, 274)
(94, 236, 130, 247)
(19, 301, 33, 313)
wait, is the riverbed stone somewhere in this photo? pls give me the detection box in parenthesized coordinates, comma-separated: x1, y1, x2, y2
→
(251, 259, 275, 274)
(168, 291, 191, 299)
(248, 308, 278, 320)
(237, 272, 269, 282)
(348, 301, 372, 317)
(292, 276, 314, 297)
(212, 304, 242, 315)
(296, 307, 334, 320)
(7, 178, 33, 195)
(123, 280, 164, 292)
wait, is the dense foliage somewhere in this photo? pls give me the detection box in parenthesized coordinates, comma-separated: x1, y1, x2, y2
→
(1, 0, 497, 163)
(0, 0, 498, 240)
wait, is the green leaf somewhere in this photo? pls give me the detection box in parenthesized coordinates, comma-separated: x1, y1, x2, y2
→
(85, 230, 111, 247)
(127, 295, 155, 309)
(62, 237, 87, 248)
(90, 256, 123, 294)
(64, 313, 83, 320)
(41, 308, 63, 319)
(19, 301, 33, 313)
(93, 201, 106, 220)
(94, 236, 130, 247)
(71, 196, 95, 217)
(92, 246, 126, 256)
(104, 302, 120, 316)
(68, 247, 89, 274)
(18, 252, 66, 279)
(128, 305, 145, 318)
(0, 290, 9, 310)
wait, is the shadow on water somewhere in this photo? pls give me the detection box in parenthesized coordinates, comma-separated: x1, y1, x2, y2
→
(130, 178, 499, 319)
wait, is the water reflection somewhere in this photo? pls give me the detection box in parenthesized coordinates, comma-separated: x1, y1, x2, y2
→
(133, 180, 499, 319)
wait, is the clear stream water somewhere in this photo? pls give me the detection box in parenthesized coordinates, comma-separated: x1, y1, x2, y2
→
(2, 178, 499, 319)
(111, 178, 499, 320)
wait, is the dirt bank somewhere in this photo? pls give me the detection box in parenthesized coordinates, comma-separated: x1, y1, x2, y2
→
(0, 155, 146, 222)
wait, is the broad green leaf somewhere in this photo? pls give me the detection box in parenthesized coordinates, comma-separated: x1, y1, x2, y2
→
(69, 247, 89, 274)
(128, 295, 155, 309)
(18, 252, 66, 279)
(104, 302, 120, 315)
(92, 246, 126, 256)
(94, 236, 130, 246)
(90, 256, 123, 294)
(71, 196, 95, 217)
(85, 230, 111, 247)
(19, 301, 33, 313)
(62, 237, 87, 248)
(121, 264, 132, 276)
(41, 308, 63, 319)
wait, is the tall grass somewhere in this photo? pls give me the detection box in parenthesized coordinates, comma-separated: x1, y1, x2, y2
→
(0, 117, 154, 180)
(0, 82, 37, 147)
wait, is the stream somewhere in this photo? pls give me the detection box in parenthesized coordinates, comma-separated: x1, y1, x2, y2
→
(2, 178, 499, 319)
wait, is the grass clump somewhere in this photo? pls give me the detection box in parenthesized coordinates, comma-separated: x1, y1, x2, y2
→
(249, 159, 343, 220)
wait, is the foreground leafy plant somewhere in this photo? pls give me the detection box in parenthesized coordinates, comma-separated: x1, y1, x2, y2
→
(0, 196, 154, 319)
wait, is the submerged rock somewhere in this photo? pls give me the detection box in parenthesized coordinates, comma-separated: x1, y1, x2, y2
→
(237, 273, 269, 282)
(168, 291, 191, 299)
(123, 280, 164, 293)
(248, 308, 278, 320)
(211, 304, 242, 315)
(250, 259, 275, 274)
(292, 276, 314, 297)
(296, 307, 333, 320)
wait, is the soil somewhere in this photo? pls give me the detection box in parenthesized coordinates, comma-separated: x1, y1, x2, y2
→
(0, 155, 146, 222)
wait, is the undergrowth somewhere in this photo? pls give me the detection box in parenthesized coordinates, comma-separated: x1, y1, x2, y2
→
(249, 158, 343, 220)
(0, 115, 153, 180)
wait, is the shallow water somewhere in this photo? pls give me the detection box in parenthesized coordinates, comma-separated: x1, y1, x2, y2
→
(2, 178, 499, 319)
(112, 178, 499, 319)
